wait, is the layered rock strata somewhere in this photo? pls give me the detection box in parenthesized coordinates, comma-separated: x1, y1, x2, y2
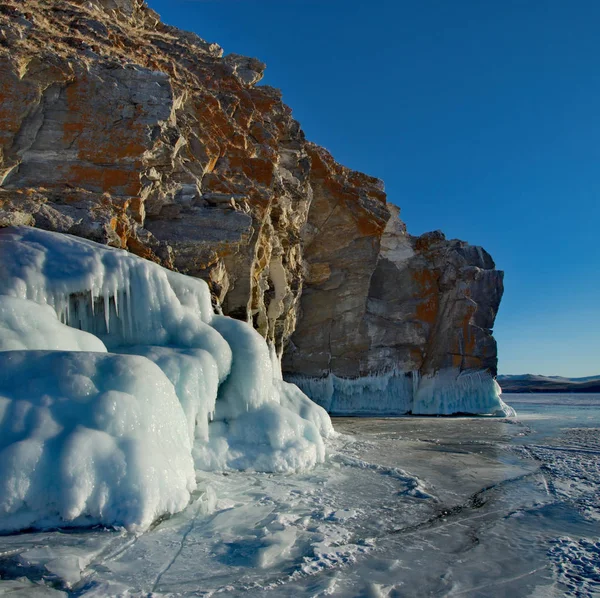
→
(0, 0, 505, 413)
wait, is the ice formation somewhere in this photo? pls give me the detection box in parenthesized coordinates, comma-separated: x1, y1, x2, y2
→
(0, 351, 195, 533)
(0, 226, 332, 532)
(287, 370, 415, 416)
(0, 296, 107, 353)
(413, 369, 516, 417)
(192, 316, 333, 471)
(289, 368, 514, 417)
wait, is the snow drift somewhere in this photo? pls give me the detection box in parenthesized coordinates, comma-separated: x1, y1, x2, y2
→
(0, 226, 332, 532)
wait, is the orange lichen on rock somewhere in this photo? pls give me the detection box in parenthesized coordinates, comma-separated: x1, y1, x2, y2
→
(69, 165, 140, 196)
(64, 77, 148, 165)
(412, 268, 440, 327)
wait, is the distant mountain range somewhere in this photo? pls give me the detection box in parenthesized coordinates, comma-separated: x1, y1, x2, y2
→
(497, 374, 600, 393)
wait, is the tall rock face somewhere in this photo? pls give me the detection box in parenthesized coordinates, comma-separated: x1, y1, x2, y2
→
(284, 196, 503, 380)
(0, 0, 310, 355)
(0, 0, 505, 413)
(282, 144, 390, 378)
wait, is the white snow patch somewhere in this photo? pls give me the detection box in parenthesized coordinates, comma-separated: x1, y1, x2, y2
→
(548, 537, 600, 596)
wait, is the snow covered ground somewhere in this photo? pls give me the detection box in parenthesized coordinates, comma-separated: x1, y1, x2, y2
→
(0, 394, 598, 597)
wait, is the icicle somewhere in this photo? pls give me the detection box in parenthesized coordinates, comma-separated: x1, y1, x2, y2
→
(103, 288, 110, 333)
(126, 278, 133, 340)
(114, 285, 119, 317)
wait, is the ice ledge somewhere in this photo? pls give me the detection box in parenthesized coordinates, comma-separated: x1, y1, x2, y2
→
(286, 368, 516, 417)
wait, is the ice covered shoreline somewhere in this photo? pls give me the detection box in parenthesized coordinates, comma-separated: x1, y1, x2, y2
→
(0, 225, 511, 536)
(288, 367, 515, 417)
(0, 399, 598, 596)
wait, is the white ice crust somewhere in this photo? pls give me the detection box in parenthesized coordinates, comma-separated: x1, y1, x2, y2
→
(0, 227, 332, 533)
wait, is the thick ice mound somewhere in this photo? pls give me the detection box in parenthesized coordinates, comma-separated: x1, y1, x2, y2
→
(0, 226, 332, 532)
(119, 345, 223, 444)
(290, 368, 515, 417)
(194, 316, 333, 471)
(0, 351, 195, 533)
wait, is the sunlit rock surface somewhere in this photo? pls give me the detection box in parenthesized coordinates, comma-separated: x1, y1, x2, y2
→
(0, 0, 504, 414)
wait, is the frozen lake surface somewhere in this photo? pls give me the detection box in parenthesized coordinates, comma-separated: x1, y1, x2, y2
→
(1, 394, 598, 597)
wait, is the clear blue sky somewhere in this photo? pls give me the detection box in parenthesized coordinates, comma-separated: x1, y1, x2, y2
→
(148, 0, 599, 377)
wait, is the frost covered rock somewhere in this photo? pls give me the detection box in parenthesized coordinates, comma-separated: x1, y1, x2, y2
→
(0, 351, 195, 533)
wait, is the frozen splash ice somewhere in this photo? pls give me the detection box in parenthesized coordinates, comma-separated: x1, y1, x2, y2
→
(288, 368, 514, 417)
(413, 369, 515, 416)
(0, 226, 332, 532)
(287, 370, 415, 415)
(0, 296, 107, 353)
(0, 226, 215, 349)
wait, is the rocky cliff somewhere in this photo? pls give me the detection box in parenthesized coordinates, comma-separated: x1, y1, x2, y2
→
(0, 0, 505, 413)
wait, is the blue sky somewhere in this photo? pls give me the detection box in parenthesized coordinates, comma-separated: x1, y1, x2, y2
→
(148, 0, 599, 376)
